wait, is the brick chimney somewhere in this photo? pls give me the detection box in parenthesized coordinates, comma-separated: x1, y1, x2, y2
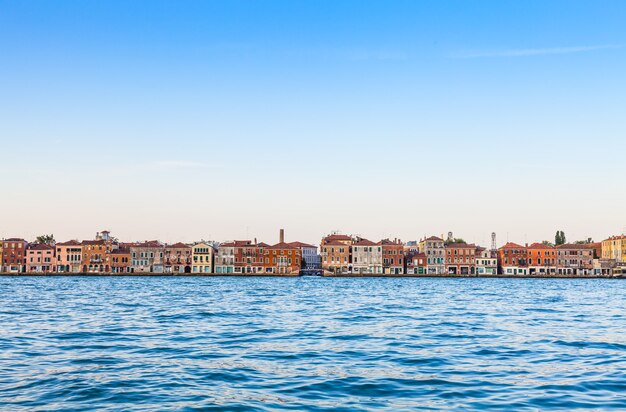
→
(279, 229, 285, 243)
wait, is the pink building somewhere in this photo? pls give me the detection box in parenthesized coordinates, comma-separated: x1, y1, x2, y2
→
(25, 244, 56, 273)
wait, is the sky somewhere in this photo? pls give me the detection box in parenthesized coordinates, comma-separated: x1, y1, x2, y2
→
(1, 0, 625, 246)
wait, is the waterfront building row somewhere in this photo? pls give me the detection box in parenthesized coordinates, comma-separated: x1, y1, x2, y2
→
(2, 230, 625, 276)
(1, 230, 321, 275)
(320, 233, 624, 276)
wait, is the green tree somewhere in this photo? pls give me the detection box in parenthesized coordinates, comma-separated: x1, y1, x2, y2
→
(36, 234, 55, 245)
(555, 231, 566, 246)
(301, 257, 307, 269)
(542, 240, 554, 246)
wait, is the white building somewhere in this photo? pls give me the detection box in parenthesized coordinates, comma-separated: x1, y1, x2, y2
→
(351, 238, 382, 274)
(214, 242, 235, 274)
(475, 247, 497, 275)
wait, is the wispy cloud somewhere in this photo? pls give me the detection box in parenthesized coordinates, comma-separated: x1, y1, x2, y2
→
(151, 160, 208, 169)
(107, 160, 215, 177)
(449, 44, 622, 59)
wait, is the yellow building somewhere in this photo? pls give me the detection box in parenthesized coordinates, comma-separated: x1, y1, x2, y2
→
(192, 242, 214, 274)
(602, 236, 625, 262)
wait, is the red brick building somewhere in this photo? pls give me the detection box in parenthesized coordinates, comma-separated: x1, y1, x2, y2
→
(234, 240, 268, 274)
(445, 243, 477, 275)
(381, 239, 404, 275)
(2, 238, 28, 273)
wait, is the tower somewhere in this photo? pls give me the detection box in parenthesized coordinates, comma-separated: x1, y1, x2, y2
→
(491, 232, 497, 252)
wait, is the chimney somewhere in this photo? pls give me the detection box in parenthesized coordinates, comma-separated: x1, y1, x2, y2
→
(279, 229, 285, 243)
(254, 237, 257, 245)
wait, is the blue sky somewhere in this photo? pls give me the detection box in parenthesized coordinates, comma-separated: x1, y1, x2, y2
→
(1, 1, 625, 245)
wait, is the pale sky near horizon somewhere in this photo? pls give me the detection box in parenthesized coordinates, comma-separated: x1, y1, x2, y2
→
(1, 1, 625, 246)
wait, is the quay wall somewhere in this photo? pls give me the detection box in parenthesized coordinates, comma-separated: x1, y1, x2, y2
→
(0, 272, 622, 279)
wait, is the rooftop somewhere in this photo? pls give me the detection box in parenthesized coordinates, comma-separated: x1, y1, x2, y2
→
(270, 242, 298, 250)
(353, 238, 377, 246)
(167, 242, 190, 249)
(499, 242, 526, 250)
(528, 242, 555, 249)
(57, 240, 82, 246)
(27, 243, 54, 251)
(288, 241, 316, 248)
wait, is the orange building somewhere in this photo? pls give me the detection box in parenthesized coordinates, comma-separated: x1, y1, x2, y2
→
(445, 243, 477, 275)
(265, 242, 301, 274)
(320, 233, 352, 273)
(321, 233, 352, 246)
(527, 243, 557, 275)
(321, 241, 351, 273)
(497, 242, 528, 275)
(111, 248, 131, 273)
(81, 240, 112, 272)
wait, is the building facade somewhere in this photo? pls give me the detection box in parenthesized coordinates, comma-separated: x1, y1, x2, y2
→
(131, 241, 165, 273)
(234, 240, 267, 274)
(421, 236, 445, 274)
(445, 243, 476, 275)
(321, 241, 351, 273)
(110, 248, 132, 273)
(214, 242, 235, 274)
(25, 244, 56, 273)
(602, 236, 625, 263)
(2, 238, 27, 273)
(192, 242, 214, 273)
(557, 244, 594, 275)
(475, 247, 497, 275)
(351, 239, 382, 274)
(81, 240, 112, 273)
(55, 240, 83, 273)
(527, 243, 557, 275)
(405, 252, 427, 274)
(381, 239, 404, 275)
(165, 243, 192, 273)
(497, 242, 528, 275)
(265, 242, 301, 274)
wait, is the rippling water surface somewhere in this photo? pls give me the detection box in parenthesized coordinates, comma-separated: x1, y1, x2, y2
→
(0, 277, 625, 411)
